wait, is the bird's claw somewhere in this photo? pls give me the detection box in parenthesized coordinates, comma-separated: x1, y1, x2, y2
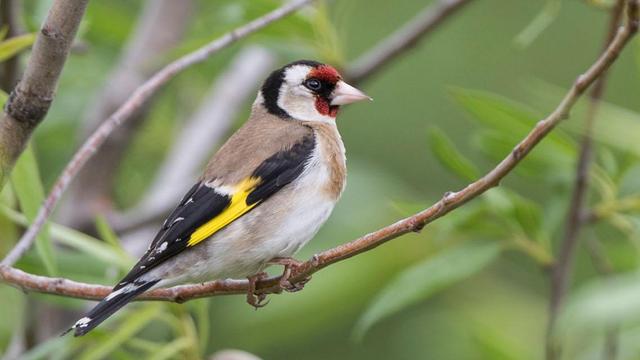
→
(246, 272, 269, 309)
(269, 257, 311, 293)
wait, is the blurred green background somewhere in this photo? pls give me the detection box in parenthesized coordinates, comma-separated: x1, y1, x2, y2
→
(2, 0, 640, 359)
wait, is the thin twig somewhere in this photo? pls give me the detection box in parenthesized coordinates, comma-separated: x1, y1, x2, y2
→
(0, 0, 89, 187)
(58, 0, 194, 231)
(0, 0, 316, 268)
(546, 1, 627, 359)
(0, 0, 637, 302)
(345, 0, 475, 84)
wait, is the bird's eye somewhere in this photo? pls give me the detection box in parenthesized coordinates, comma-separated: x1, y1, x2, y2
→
(304, 78, 322, 91)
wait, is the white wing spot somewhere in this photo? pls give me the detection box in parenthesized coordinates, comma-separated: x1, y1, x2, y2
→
(157, 242, 168, 253)
(213, 185, 235, 196)
(74, 317, 92, 328)
(140, 265, 146, 269)
(185, 197, 194, 205)
(172, 217, 184, 224)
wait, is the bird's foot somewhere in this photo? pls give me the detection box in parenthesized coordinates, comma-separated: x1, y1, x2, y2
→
(268, 257, 310, 292)
(246, 272, 269, 309)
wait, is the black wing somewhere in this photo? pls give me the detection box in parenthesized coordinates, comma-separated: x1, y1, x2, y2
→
(115, 183, 230, 289)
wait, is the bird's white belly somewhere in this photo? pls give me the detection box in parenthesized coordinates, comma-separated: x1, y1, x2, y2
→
(176, 153, 337, 282)
(257, 186, 334, 258)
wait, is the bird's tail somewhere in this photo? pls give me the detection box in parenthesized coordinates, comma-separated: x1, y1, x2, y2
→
(66, 279, 160, 337)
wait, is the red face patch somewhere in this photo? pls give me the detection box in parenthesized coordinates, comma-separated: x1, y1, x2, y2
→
(315, 97, 339, 117)
(309, 65, 341, 84)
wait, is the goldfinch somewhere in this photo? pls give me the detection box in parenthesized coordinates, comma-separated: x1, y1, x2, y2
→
(70, 60, 370, 336)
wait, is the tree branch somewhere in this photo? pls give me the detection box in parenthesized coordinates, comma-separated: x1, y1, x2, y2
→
(0, 0, 89, 187)
(546, 1, 627, 358)
(344, 0, 475, 84)
(0, 0, 316, 268)
(1, 0, 637, 302)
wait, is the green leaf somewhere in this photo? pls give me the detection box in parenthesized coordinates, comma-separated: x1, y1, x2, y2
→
(192, 300, 210, 355)
(474, 130, 573, 181)
(146, 337, 192, 360)
(558, 271, 640, 346)
(513, 0, 561, 48)
(428, 126, 480, 181)
(94, 214, 129, 258)
(18, 336, 74, 360)
(0, 205, 132, 270)
(353, 241, 502, 340)
(10, 145, 57, 275)
(311, 1, 344, 66)
(527, 80, 640, 158)
(449, 87, 576, 156)
(78, 304, 163, 360)
(0, 33, 36, 62)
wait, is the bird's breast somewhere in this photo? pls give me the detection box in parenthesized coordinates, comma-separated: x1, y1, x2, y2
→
(309, 123, 346, 200)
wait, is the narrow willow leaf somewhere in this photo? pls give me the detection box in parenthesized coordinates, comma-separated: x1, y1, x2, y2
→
(449, 87, 576, 155)
(0, 205, 132, 270)
(0, 33, 36, 61)
(428, 126, 480, 181)
(527, 80, 640, 158)
(11, 145, 57, 275)
(193, 300, 210, 355)
(311, 1, 344, 66)
(353, 241, 502, 340)
(94, 214, 129, 257)
(78, 304, 163, 360)
(18, 336, 72, 360)
(514, 0, 561, 48)
(559, 271, 640, 340)
(146, 337, 192, 360)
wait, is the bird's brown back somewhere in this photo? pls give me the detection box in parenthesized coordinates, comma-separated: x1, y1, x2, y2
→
(202, 104, 313, 184)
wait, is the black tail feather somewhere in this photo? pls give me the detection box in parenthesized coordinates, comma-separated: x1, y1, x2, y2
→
(68, 279, 159, 337)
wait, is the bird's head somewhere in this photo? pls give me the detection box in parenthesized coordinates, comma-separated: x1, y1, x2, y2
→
(257, 60, 371, 123)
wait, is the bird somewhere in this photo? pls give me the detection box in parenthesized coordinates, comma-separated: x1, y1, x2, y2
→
(68, 60, 371, 336)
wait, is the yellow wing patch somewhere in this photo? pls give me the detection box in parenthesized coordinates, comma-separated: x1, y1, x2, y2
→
(187, 177, 261, 247)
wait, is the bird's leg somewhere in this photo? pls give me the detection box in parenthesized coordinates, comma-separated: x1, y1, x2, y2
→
(268, 257, 310, 292)
(246, 272, 269, 309)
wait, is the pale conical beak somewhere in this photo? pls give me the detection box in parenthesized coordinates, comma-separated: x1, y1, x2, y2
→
(330, 80, 372, 106)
